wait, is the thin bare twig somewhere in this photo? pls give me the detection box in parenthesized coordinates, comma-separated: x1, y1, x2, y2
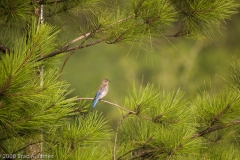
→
(38, 38, 105, 61)
(57, 52, 74, 80)
(75, 98, 152, 121)
(75, 98, 135, 114)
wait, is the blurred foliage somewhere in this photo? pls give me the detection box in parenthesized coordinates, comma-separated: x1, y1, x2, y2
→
(59, 10, 240, 122)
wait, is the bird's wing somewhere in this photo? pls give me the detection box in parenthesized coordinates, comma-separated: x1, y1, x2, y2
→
(93, 92, 102, 108)
(94, 91, 101, 101)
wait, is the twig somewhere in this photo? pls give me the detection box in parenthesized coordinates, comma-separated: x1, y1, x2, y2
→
(192, 104, 232, 139)
(58, 52, 74, 80)
(75, 98, 135, 114)
(117, 147, 142, 160)
(211, 104, 231, 126)
(64, 33, 91, 48)
(167, 144, 183, 159)
(37, 38, 105, 61)
(126, 149, 156, 160)
(118, 137, 154, 160)
(75, 98, 152, 121)
(12, 141, 43, 154)
(192, 119, 240, 138)
(0, 143, 9, 154)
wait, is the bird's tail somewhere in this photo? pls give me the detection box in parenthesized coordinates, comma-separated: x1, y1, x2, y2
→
(92, 98, 99, 108)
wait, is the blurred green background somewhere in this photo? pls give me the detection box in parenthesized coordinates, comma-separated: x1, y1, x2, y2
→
(57, 10, 240, 122)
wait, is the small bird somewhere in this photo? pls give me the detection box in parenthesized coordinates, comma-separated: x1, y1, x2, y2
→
(92, 78, 110, 108)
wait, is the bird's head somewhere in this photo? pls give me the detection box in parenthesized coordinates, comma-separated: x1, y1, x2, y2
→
(102, 78, 110, 84)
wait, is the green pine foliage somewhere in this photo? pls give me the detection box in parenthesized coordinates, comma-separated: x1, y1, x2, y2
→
(0, 21, 73, 152)
(46, 112, 111, 160)
(117, 85, 200, 159)
(0, 0, 240, 159)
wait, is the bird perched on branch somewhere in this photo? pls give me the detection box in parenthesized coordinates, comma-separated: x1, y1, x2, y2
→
(92, 78, 110, 108)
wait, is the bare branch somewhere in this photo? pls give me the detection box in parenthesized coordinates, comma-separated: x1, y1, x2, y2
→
(64, 33, 91, 48)
(75, 98, 152, 120)
(75, 98, 135, 114)
(37, 38, 105, 61)
(38, 15, 135, 61)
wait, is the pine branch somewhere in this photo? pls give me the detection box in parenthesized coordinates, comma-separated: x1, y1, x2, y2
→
(0, 143, 9, 154)
(117, 137, 154, 160)
(192, 119, 240, 138)
(192, 104, 232, 139)
(37, 15, 135, 61)
(12, 140, 42, 154)
(37, 38, 105, 61)
(125, 149, 156, 160)
(164, 31, 189, 37)
(134, 0, 145, 16)
(117, 147, 143, 160)
(202, 135, 222, 143)
(106, 30, 129, 44)
(167, 143, 183, 159)
(211, 104, 231, 126)
(75, 98, 151, 120)
(64, 33, 92, 47)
